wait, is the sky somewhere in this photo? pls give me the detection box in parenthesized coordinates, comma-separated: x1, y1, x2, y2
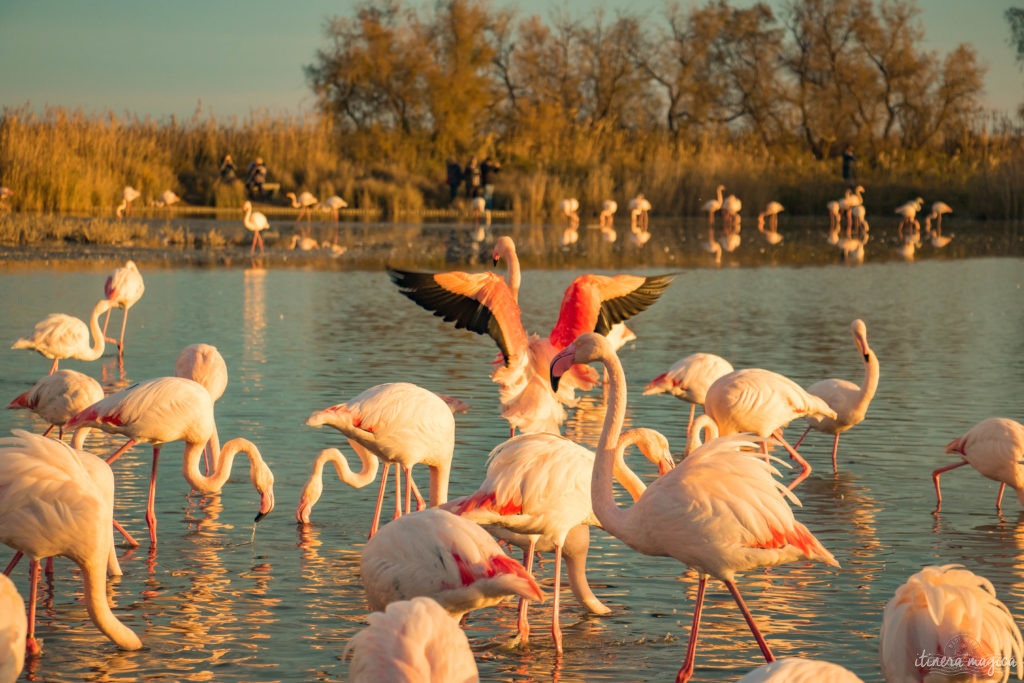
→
(0, 0, 1020, 123)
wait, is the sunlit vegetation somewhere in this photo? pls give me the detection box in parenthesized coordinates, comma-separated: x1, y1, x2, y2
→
(1, 0, 1022, 223)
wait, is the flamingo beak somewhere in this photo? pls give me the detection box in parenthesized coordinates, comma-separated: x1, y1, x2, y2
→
(255, 487, 275, 522)
(549, 345, 577, 393)
(658, 456, 675, 476)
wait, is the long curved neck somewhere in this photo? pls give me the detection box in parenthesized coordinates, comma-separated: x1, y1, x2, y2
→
(79, 556, 142, 649)
(856, 350, 880, 413)
(591, 347, 633, 538)
(319, 444, 379, 488)
(716, 186, 723, 204)
(685, 414, 719, 455)
(82, 300, 110, 361)
(501, 246, 521, 301)
(182, 438, 266, 494)
(613, 431, 662, 501)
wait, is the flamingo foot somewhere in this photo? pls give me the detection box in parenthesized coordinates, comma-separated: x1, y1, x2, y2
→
(26, 636, 42, 657)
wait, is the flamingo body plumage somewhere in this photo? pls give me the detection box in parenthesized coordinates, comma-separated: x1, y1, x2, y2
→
(102, 260, 145, 354)
(242, 201, 269, 255)
(0, 573, 26, 682)
(11, 299, 113, 374)
(933, 417, 1024, 513)
(115, 185, 140, 218)
(738, 658, 864, 682)
(643, 352, 734, 437)
(7, 369, 104, 438)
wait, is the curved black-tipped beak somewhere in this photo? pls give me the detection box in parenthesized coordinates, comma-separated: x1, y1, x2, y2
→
(492, 256, 499, 266)
(550, 373, 561, 393)
(254, 511, 269, 523)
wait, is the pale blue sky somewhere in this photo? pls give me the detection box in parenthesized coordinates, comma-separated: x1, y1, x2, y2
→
(0, 0, 1019, 122)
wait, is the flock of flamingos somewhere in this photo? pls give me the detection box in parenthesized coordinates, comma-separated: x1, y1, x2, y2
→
(0, 225, 1020, 682)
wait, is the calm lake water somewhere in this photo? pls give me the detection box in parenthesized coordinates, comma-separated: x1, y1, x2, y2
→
(1, 227, 1023, 681)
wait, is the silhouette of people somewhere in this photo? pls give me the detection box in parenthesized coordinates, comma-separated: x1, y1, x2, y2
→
(219, 155, 237, 183)
(445, 157, 463, 203)
(246, 157, 267, 199)
(464, 155, 481, 198)
(481, 156, 501, 209)
(842, 145, 856, 187)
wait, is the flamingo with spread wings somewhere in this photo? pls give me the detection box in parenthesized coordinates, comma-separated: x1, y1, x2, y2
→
(388, 242, 672, 434)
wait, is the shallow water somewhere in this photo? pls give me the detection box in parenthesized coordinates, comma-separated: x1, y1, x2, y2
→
(1, 245, 1023, 681)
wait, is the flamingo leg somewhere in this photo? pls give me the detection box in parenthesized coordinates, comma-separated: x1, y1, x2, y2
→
(831, 434, 840, 473)
(686, 404, 696, 439)
(146, 446, 161, 545)
(773, 431, 811, 490)
(410, 473, 426, 511)
(105, 438, 136, 465)
(26, 560, 42, 656)
(44, 557, 53, 576)
(792, 425, 812, 450)
(403, 466, 413, 515)
(996, 482, 1006, 512)
(250, 234, 258, 255)
(724, 579, 775, 663)
(517, 539, 536, 643)
(41, 425, 55, 438)
(932, 461, 968, 513)
(102, 307, 113, 337)
(48, 358, 58, 375)
(551, 543, 564, 654)
(675, 574, 708, 683)
(392, 466, 402, 520)
(3, 551, 22, 576)
(369, 463, 391, 539)
(117, 308, 129, 355)
(113, 518, 139, 547)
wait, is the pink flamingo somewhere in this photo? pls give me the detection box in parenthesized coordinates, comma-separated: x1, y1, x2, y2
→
(757, 201, 784, 244)
(173, 343, 228, 472)
(0, 430, 143, 654)
(8, 369, 104, 439)
(551, 332, 839, 682)
(685, 368, 837, 490)
(242, 201, 268, 255)
(115, 185, 140, 218)
(738, 658, 863, 681)
(599, 199, 617, 230)
(839, 186, 865, 237)
(360, 508, 543, 618)
(932, 417, 1024, 514)
(65, 377, 276, 544)
(793, 320, 879, 472)
(11, 299, 113, 375)
(0, 573, 26, 680)
(344, 596, 478, 682)
(721, 194, 742, 234)
(446, 427, 674, 652)
(101, 260, 145, 356)
(643, 352, 735, 437)
(880, 565, 1023, 682)
(286, 191, 318, 224)
(701, 185, 725, 228)
(388, 243, 672, 434)
(300, 383, 453, 538)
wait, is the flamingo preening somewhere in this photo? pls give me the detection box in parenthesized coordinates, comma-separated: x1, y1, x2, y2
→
(643, 352, 735, 438)
(10, 299, 113, 375)
(792, 319, 879, 472)
(101, 260, 145, 356)
(65, 377, 275, 545)
(7, 369, 104, 440)
(344, 596, 480, 683)
(242, 201, 269, 256)
(932, 417, 1024, 514)
(550, 333, 839, 681)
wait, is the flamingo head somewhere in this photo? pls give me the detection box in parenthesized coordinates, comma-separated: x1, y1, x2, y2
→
(295, 475, 324, 524)
(851, 319, 871, 361)
(252, 460, 275, 522)
(642, 372, 675, 396)
(550, 332, 609, 392)
(492, 235, 515, 266)
(7, 390, 31, 410)
(623, 427, 676, 475)
(944, 435, 967, 456)
(305, 404, 351, 429)
(242, 201, 252, 213)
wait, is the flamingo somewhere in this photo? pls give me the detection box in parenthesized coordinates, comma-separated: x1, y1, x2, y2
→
(599, 199, 617, 230)
(880, 564, 1023, 682)
(101, 260, 145, 355)
(894, 196, 924, 234)
(792, 320, 879, 472)
(241, 201, 268, 255)
(686, 368, 837, 490)
(701, 185, 725, 228)
(850, 204, 867, 239)
(0, 430, 143, 653)
(0, 573, 26, 681)
(722, 194, 742, 234)
(550, 332, 839, 682)
(344, 597, 479, 683)
(838, 186, 865, 237)
(65, 376, 276, 544)
(757, 202, 784, 244)
(560, 199, 580, 245)
(838, 230, 868, 263)
(738, 658, 864, 682)
(629, 194, 651, 232)
(286, 191, 318, 223)
(7, 369, 103, 439)
(932, 417, 1024, 514)
(643, 352, 735, 438)
(152, 189, 180, 208)
(388, 249, 672, 435)
(316, 195, 347, 245)
(115, 185, 140, 218)
(826, 200, 841, 234)
(923, 215, 953, 248)
(360, 508, 543, 618)
(300, 383, 454, 538)
(10, 299, 113, 374)
(470, 196, 490, 229)
(445, 427, 674, 652)
(288, 234, 320, 251)
(929, 200, 953, 234)
(173, 343, 227, 472)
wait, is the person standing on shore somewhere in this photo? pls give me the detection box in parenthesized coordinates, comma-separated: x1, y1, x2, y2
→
(464, 155, 481, 198)
(445, 157, 463, 203)
(842, 145, 856, 188)
(481, 156, 501, 210)
(220, 155, 237, 184)
(246, 157, 267, 199)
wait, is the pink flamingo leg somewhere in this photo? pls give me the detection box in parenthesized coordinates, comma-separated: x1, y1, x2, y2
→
(551, 543, 564, 654)
(676, 575, 708, 683)
(517, 538, 536, 642)
(102, 307, 113, 338)
(44, 557, 53, 576)
(724, 579, 775, 663)
(146, 446, 161, 544)
(792, 425, 812, 450)
(26, 560, 42, 656)
(105, 438, 137, 465)
(48, 358, 58, 375)
(932, 461, 968, 513)
(996, 482, 1006, 512)
(773, 431, 811, 490)
(403, 466, 412, 514)
(3, 551, 23, 576)
(117, 308, 129, 355)
(113, 519, 139, 547)
(392, 466, 402, 520)
(831, 434, 840, 473)
(41, 425, 55, 438)
(368, 463, 391, 539)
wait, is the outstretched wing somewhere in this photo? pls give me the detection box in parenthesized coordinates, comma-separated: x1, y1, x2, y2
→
(388, 268, 527, 365)
(549, 273, 674, 348)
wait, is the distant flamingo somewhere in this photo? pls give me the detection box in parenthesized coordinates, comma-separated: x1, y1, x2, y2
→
(360, 508, 543, 618)
(446, 427, 674, 651)
(793, 319, 879, 472)
(560, 199, 580, 245)
(550, 332, 839, 682)
(894, 196, 924, 235)
(738, 658, 864, 682)
(388, 252, 671, 435)
(115, 185, 140, 218)
(686, 368, 837, 489)
(101, 260, 145, 355)
(0, 430, 143, 653)
(318, 195, 348, 244)
(757, 202, 784, 244)
(629, 194, 651, 232)
(65, 377, 276, 544)
(10, 299, 113, 374)
(929, 200, 952, 234)
(880, 564, 1023, 682)
(701, 185, 725, 227)
(286, 191, 318, 224)
(242, 201, 268, 255)
(932, 417, 1024, 514)
(152, 189, 180, 208)
(0, 573, 26, 680)
(344, 597, 479, 683)
(599, 199, 617, 229)
(923, 215, 953, 248)
(174, 343, 228, 472)
(470, 196, 490, 227)
(7, 369, 103, 439)
(838, 186, 865, 237)
(826, 200, 841, 234)
(300, 383, 453, 538)
(288, 234, 320, 250)
(643, 352, 735, 437)
(722, 194, 742, 234)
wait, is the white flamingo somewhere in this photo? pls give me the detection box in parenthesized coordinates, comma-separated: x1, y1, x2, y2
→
(894, 196, 924, 234)
(599, 199, 617, 229)
(344, 597, 479, 683)
(242, 201, 269, 256)
(757, 201, 784, 244)
(288, 234, 320, 251)
(738, 658, 863, 682)
(115, 185, 140, 218)
(550, 332, 839, 682)
(286, 191, 318, 224)
(932, 417, 1024, 514)
(152, 189, 180, 208)
(10, 299, 113, 375)
(838, 186, 865, 236)
(0, 573, 26, 682)
(7, 369, 103, 440)
(880, 564, 1023, 682)
(701, 185, 725, 227)
(101, 260, 145, 355)
(722, 194, 742, 234)
(173, 343, 228, 472)
(826, 200, 841, 234)
(643, 352, 735, 437)
(470, 196, 490, 227)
